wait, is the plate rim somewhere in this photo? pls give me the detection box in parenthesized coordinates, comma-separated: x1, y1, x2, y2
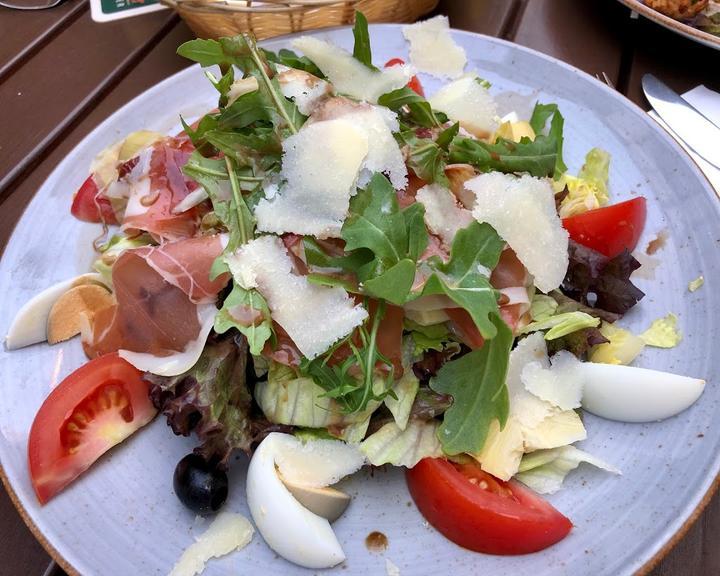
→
(616, 0, 720, 50)
(1, 22, 719, 576)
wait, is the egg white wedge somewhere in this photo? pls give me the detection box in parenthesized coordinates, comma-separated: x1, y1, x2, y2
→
(246, 433, 364, 569)
(581, 362, 705, 423)
(5, 273, 107, 350)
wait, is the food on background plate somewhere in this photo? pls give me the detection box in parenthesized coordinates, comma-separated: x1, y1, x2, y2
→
(7, 11, 707, 572)
(643, 0, 720, 36)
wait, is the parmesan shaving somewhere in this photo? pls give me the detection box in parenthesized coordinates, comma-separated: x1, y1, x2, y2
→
(402, 15, 466, 78)
(277, 67, 332, 115)
(292, 36, 412, 103)
(169, 512, 254, 576)
(467, 172, 569, 293)
(254, 119, 368, 238)
(521, 351, 584, 411)
(415, 183, 473, 248)
(428, 74, 498, 138)
(225, 236, 368, 359)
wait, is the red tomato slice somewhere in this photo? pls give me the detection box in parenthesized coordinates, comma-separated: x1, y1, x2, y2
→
(407, 458, 572, 555)
(562, 197, 646, 258)
(28, 354, 157, 504)
(384, 57, 424, 96)
(70, 175, 118, 224)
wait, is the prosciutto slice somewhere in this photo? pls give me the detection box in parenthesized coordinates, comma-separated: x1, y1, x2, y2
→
(84, 234, 229, 359)
(122, 135, 204, 241)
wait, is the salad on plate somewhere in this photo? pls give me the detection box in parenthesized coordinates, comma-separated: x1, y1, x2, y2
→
(5, 13, 707, 574)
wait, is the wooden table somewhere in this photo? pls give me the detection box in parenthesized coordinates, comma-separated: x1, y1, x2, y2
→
(0, 0, 718, 574)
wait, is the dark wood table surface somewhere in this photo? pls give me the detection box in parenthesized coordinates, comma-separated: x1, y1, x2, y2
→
(0, 0, 718, 574)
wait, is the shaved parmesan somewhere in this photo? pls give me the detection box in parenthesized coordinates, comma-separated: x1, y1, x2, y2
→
(225, 236, 368, 359)
(119, 304, 215, 376)
(292, 36, 412, 103)
(428, 74, 498, 137)
(402, 15, 466, 79)
(226, 76, 259, 105)
(169, 512, 254, 576)
(506, 333, 555, 429)
(467, 173, 569, 293)
(255, 119, 368, 238)
(523, 410, 587, 451)
(473, 418, 524, 481)
(277, 67, 332, 115)
(521, 351, 584, 410)
(272, 434, 365, 488)
(416, 183, 473, 248)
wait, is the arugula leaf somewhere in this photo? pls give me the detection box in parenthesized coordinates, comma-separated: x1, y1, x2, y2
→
(448, 134, 557, 178)
(214, 284, 274, 355)
(436, 122, 460, 150)
(341, 173, 428, 305)
(177, 38, 232, 67)
(397, 130, 449, 186)
(416, 221, 504, 339)
(300, 300, 393, 413)
(262, 47, 325, 78)
(529, 102, 567, 176)
(430, 314, 512, 455)
(179, 35, 304, 136)
(352, 11, 376, 70)
(378, 87, 442, 128)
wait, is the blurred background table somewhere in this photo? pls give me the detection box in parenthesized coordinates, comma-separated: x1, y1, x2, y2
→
(0, 0, 718, 574)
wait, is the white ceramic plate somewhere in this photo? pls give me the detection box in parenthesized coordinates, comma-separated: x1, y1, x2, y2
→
(617, 0, 720, 50)
(1, 24, 719, 576)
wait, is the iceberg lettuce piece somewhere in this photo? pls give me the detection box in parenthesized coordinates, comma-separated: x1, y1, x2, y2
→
(556, 148, 610, 218)
(520, 311, 600, 340)
(516, 445, 620, 494)
(529, 293, 558, 322)
(590, 321, 645, 365)
(93, 233, 153, 285)
(256, 362, 380, 428)
(384, 371, 419, 431)
(640, 313, 682, 348)
(360, 420, 443, 467)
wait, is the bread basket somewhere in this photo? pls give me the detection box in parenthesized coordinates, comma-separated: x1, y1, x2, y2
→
(161, 0, 439, 40)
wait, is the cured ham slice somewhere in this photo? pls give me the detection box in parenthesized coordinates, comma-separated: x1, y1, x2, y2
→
(134, 234, 229, 304)
(122, 135, 203, 241)
(491, 248, 532, 333)
(84, 235, 228, 359)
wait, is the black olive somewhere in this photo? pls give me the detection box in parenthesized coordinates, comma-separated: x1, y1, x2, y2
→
(173, 454, 228, 515)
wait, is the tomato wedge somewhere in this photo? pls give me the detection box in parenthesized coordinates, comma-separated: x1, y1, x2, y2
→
(407, 458, 572, 555)
(384, 57, 424, 96)
(28, 353, 157, 504)
(70, 174, 118, 224)
(562, 197, 646, 258)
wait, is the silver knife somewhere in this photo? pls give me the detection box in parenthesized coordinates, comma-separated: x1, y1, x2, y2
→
(642, 74, 720, 170)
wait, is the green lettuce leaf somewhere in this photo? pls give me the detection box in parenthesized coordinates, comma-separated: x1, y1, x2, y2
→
(397, 130, 449, 186)
(384, 370, 419, 431)
(405, 319, 451, 356)
(256, 362, 380, 428)
(430, 314, 513, 455)
(94, 233, 153, 285)
(520, 311, 600, 340)
(529, 293, 559, 322)
(416, 221, 504, 339)
(516, 445, 620, 494)
(360, 420, 443, 467)
(214, 284, 274, 356)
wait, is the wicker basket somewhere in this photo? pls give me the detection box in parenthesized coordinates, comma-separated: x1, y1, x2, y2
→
(161, 0, 439, 41)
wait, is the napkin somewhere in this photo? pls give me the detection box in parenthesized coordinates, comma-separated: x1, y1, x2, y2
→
(648, 85, 720, 195)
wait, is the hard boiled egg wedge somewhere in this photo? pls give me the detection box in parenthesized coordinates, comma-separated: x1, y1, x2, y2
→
(580, 362, 705, 423)
(5, 273, 107, 350)
(246, 433, 365, 569)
